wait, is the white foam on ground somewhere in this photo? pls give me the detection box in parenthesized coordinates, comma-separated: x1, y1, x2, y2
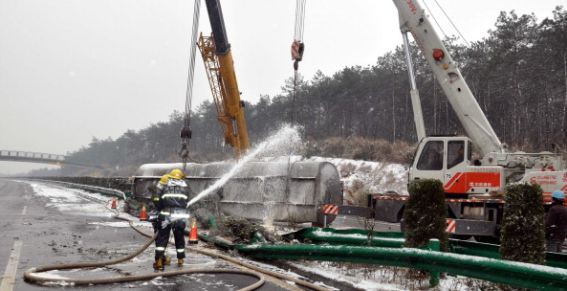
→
(87, 221, 151, 228)
(37, 271, 73, 286)
(288, 261, 407, 291)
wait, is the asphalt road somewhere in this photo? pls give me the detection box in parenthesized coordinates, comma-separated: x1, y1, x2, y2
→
(0, 180, 290, 291)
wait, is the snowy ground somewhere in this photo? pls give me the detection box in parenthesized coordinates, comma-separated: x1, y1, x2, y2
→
(26, 181, 119, 218)
(288, 260, 518, 291)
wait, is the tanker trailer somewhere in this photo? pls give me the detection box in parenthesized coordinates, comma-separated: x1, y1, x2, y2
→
(128, 160, 343, 225)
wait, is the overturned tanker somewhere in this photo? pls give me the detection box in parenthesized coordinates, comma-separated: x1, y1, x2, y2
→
(128, 161, 343, 225)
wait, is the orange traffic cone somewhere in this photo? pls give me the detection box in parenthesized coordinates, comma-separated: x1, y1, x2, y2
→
(139, 205, 148, 221)
(110, 197, 117, 209)
(188, 218, 199, 244)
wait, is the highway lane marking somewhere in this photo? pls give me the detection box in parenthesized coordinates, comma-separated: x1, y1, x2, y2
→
(21, 206, 27, 216)
(0, 240, 23, 291)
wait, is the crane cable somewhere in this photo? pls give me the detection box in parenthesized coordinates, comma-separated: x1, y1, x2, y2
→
(423, 0, 470, 46)
(431, 0, 470, 46)
(293, 0, 306, 45)
(290, 0, 306, 124)
(180, 0, 202, 171)
(422, 0, 448, 39)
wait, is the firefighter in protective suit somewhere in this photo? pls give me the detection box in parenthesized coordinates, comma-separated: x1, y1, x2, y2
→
(151, 169, 191, 270)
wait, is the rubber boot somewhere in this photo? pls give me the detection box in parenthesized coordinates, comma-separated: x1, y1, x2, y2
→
(153, 258, 164, 271)
(164, 255, 171, 266)
(177, 258, 184, 267)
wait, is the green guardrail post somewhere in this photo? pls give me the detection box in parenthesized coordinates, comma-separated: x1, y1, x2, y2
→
(208, 215, 217, 229)
(427, 239, 441, 287)
(251, 231, 268, 244)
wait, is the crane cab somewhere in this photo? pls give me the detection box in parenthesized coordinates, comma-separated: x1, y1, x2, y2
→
(410, 136, 504, 197)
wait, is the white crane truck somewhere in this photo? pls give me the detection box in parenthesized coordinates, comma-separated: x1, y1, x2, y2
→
(373, 0, 567, 241)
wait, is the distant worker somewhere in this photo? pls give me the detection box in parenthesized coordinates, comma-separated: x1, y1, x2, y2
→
(545, 190, 567, 252)
(151, 169, 192, 270)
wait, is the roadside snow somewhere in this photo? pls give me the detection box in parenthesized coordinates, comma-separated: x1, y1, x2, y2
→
(288, 260, 504, 291)
(257, 155, 408, 205)
(289, 261, 408, 291)
(308, 157, 408, 205)
(257, 156, 409, 206)
(87, 221, 151, 228)
(27, 182, 114, 217)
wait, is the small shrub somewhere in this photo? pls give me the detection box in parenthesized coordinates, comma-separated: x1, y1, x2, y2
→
(222, 217, 259, 243)
(320, 137, 346, 157)
(500, 183, 545, 264)
(403, 179, 448, 251)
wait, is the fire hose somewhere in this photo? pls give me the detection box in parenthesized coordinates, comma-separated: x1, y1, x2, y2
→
(23, 206, 265, 290)
(128, 218, 331, 291)
(23, 194, 331, 291)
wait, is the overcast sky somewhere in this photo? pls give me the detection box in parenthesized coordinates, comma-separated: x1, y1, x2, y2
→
(1, 0, 565, 174)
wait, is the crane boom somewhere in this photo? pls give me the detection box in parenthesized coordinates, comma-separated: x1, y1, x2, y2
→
(378, 0, 566, 241)
(199, 0, 250, 157)
(392, 0, 504, 156)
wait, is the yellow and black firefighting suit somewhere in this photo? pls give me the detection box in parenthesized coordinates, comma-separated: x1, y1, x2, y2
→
(151, 174, 192, 261)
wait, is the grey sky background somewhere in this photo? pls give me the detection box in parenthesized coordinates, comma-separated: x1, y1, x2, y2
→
(1, 0, 565, 174)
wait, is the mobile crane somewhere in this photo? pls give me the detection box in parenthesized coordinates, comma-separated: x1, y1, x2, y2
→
(373, 0, 567, 240)
(198, 0, 250, 158)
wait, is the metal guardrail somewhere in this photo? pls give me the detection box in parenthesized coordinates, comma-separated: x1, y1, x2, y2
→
(23, 179, 126, 200)
(23, 176, 131, 191)
(202, 229, 567, 289)
(284, 227, 567, 270)
(236, 243, 567, 290)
